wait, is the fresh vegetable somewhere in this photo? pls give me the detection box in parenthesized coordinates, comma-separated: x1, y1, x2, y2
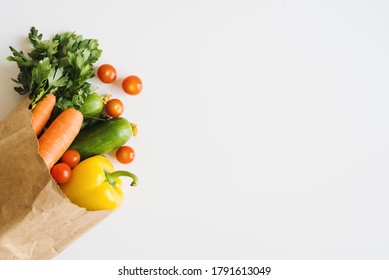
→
(38, 108, 83, 169)
(78, 92, 106, 130)
(61, 150, 81, 169)
(51, 163, 72, 183)
(69, 117, 135, 160)
(116, 146, 135, 164)
(31, 93, 56, 136)
(8, 27, 102, 110)
(122, 75, 143, 95)
(105, 98, 124, 118)
(60, 155, 138, 210)
(97, 64, 117, 83)
(79, 92, 104, 117)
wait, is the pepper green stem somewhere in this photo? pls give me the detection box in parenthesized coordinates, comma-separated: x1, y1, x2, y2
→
(105, 170, 139, 187)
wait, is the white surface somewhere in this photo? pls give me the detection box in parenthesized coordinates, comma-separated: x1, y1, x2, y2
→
(1, 0, 389, 259)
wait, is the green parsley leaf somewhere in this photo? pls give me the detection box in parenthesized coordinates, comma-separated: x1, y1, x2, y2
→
(8, 26, 102, 111)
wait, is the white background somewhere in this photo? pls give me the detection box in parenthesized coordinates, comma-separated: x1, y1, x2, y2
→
(3, 260, 389, 280)
(1, 0, 389, 259)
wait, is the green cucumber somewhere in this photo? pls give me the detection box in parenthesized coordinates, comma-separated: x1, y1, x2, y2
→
(70, 117, 134, 159)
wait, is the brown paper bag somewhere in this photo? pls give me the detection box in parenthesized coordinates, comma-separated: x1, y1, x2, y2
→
(0, 99, 111, 260)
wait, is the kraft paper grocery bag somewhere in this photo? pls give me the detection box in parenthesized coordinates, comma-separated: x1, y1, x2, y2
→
(0, 99, 110, 260)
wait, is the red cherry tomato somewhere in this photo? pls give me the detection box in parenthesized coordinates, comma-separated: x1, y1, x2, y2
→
(51, 163, 72, 184)
(116, 146, 136, 164)
(106, 99, 124, 118)
(97, 64, 117, 84)
(61, 150, 81, 169)
(122, 75, 143, 95)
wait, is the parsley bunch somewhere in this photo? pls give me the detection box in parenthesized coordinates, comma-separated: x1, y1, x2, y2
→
(8, 27, 102, 109)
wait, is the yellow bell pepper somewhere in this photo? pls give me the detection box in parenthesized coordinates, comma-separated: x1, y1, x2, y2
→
(60, 155, 138, 211)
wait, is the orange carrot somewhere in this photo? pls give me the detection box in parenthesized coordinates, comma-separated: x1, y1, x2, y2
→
(31, 93, 56, 136)
(38, 108, 83, 169)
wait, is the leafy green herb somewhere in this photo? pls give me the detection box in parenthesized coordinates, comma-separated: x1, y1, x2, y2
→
(7, 27, 102, 109)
